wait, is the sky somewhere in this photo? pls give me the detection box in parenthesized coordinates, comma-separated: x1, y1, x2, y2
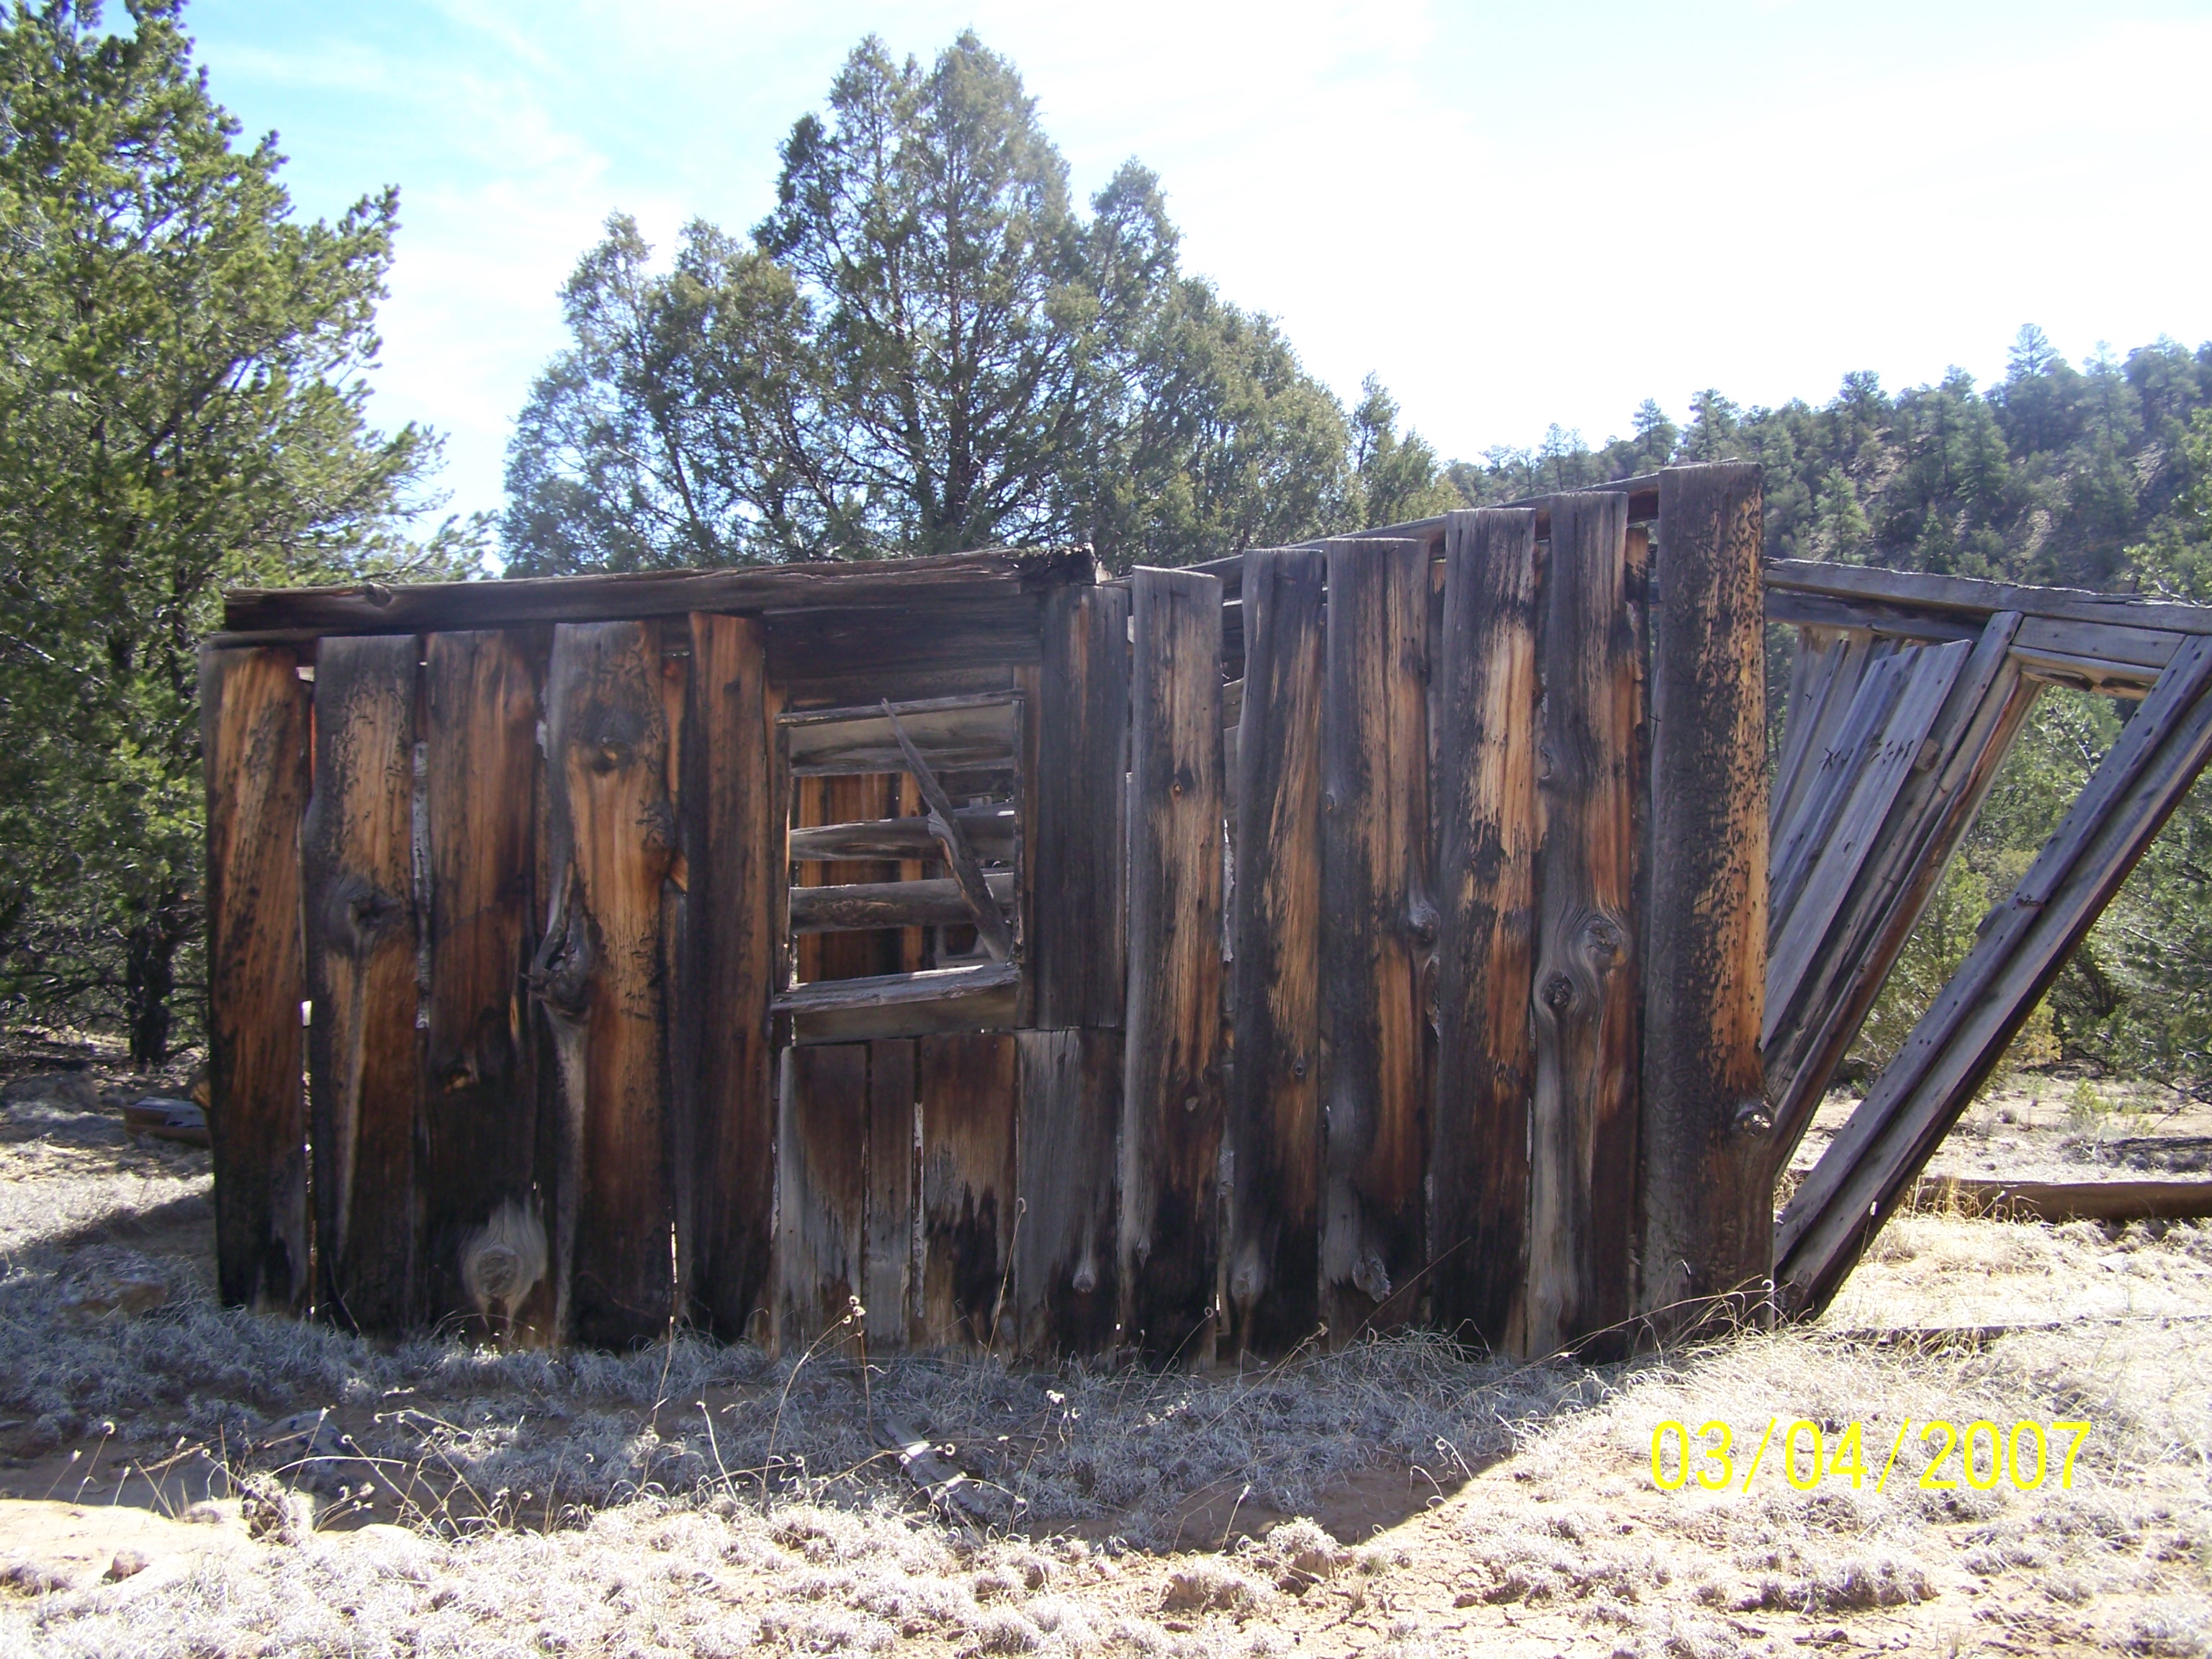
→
(182, 0, 2212, 533)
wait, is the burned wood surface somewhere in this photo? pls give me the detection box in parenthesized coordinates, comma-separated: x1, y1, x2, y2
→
(1015, 1028, 1121, 1357)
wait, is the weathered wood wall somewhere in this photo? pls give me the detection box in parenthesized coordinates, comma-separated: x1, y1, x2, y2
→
(205, 475, 1780, 1363)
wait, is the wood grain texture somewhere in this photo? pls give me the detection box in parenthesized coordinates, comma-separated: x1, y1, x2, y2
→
(774, 1043, 869, 1352)
(302, 634, 422, 1333)
(1318, 538, 1433, 1346)
(1429, 511, 1539, 1353)
(1015, 1028, 1121, 1357)
(1524, 493, 1638, 1359)
(535, 621, 675, 1347)
(1636, 464, 1770, 1340)
(918, 1032, 1020, 1349)
(793, 774, 905, 981)
(201, 645, 313, 1314)
(1119, 568, 1226, 1364)
(419, 631, 547, 1339)
(865, 1038, 919, 1349)
(1777, 636, 2212, 1317)
(226, 544, 1097, 634)
(1033, 585, 1131, 1028)
(1225, 547, 1326, 1358)
(683, 613, 778, 1341)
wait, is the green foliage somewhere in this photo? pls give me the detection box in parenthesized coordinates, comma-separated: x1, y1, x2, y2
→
(0, 0, 469, 1061)
(503, 32, 1447, 575)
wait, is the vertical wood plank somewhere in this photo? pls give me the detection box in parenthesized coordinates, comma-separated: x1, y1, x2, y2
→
(536, 620, 675, 1347)
(1120, 568, 1226, 1364)
(1033, 585, 1131, 1029)
(794, 774, 903, 982)
(201, 645, 312, 1315)
(1637, 464, 1771, 1339)
(1225, 547, 1326, 1357)
(774, 1043, 868, 1351)
(1318, 538, 1432, 1345)
(420, 630, 546, 1339)
(1015, 1028, 1121, 1357)
(1524, 493, 1638, 1358)
(1429, 511, 1539, 1353)
(864, 1037, 917, 1349)
(917, 1031, 1020, 1349)
(302, 634, 422, 1333)
(683, 613, 778, 1342)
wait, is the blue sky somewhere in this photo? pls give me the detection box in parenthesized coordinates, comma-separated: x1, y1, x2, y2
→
(182, 0, 2212, 531)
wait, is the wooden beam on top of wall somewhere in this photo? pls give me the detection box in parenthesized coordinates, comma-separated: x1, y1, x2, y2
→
(1635, 464, 1770, 1343)
(683, 612, 778, 1343)
(536, 619, 677, 1348)
(1120, 567, 1226, 1366)
(225, 544, 1100, 636)
(418, 630, 549, 1343)
(1760, 557, 2212, 643)
(1429, 510, 1540, 1355)
(1318, 536, 1434, 1347)
(201, 644, 313, 1316)
(1776, 634, 2212, 1319)
(302, 634, 422, 1334)
(1225, 546, 1326, 1359)
(1524, 492, 1639, 1361)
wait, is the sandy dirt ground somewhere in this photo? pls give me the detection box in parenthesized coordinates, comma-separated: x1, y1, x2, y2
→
(1, 1035, 2207, 1656)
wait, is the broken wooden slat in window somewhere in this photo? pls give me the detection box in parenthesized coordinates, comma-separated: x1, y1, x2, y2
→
(788, 873, 1016, 934)
(781, 691, 1020, 776)
(881, 699, 1015, 962)
(788, 805, 1015, 863)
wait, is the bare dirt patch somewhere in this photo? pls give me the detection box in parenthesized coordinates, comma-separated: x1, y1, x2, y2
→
(1, 1048, 2206, 1655)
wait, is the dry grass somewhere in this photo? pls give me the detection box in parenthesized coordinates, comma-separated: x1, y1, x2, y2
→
(1, 1064, 2208, 1655)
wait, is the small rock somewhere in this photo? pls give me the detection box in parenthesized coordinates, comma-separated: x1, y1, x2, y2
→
(105, 1550, 149, 1582)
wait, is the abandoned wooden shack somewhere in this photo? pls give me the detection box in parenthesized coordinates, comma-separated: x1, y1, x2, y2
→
(199, 459, 2212, 1362)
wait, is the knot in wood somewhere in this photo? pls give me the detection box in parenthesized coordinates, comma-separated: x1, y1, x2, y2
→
(1732, 1100, 1773, 1138)
(1581, 914, 1624, 959)
(1542, 971, 1577, 1012)
(325, 874, 404, 955)
(1182, 1094, 1200, 1114)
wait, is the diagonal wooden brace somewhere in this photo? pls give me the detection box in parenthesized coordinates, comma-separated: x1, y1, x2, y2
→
(881, 701, 1015, 963)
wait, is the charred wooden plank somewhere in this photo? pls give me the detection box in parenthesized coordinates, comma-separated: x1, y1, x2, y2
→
(1777, 636, 2212, 1318)
(918, 1033, 1020, 1349)
(1318, 537, 1432, 1346)
(1903, 1176, 2212, 1223)
(1015, 1028, 1121, 1358)
(774, 1043, 869, 1352)
(1636, 464, 1770, 1341)
(225, 544, 1099, 634)
(864, 1038, 918, 1349)
(535, 621, 676, 1346)
(201, 645, 313, 1314)
(683, 613, 778, 1341)
(1429, 511, 1539, 1354)
(1032, 585, 1131, 1028)
(1226, 547, 1326, 1357)
(302, 634, 422, 1333)
(1119, 568, 1226, 1364)
(420, 631, 547, 1340)
(1525, 493, 1638, 1359)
